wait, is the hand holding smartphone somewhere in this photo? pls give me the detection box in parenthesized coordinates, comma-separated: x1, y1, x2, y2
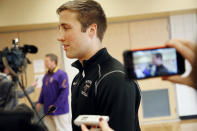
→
(124, 46, 185, 80)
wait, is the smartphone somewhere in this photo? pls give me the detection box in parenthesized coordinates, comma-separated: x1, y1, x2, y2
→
(74, 115, 109, 126)
(123, 46, 185, 80)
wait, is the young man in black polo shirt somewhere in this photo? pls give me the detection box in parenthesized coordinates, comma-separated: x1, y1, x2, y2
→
(57, 0, 141, 131)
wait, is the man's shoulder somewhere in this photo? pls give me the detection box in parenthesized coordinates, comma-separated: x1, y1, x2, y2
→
(0, 74, 12, 88)
(96, 55, 126, 83)
(56, 69, 68, 76)
(0, 74, 6, 80)
(96, 68, 138, 98)
(100, 56, 124, 72)
(0, 73, 10, 82)
(97, 56, 138, 88)
(100, 70, 125, 83)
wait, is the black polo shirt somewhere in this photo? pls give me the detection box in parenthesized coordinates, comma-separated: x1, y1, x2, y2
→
(71, 48, 141, 131)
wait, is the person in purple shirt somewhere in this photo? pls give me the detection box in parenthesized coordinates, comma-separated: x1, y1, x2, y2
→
(36, 53, 72, 131)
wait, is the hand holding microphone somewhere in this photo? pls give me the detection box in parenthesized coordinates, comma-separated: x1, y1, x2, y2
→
(48, 105, 56, 113)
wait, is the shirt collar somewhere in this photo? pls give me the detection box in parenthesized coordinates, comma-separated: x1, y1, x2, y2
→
(53, 67, 59, 73)
(46, 66, 59, 74)
(72, 48, 110, 73)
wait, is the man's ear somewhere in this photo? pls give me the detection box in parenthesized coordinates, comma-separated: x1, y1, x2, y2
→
(87, 24, 97, 38)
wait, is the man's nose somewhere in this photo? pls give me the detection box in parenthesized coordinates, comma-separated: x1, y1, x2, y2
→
(57, 30, 65, 42)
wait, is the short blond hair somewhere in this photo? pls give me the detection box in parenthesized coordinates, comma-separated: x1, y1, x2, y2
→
(57, 0, 107, 41)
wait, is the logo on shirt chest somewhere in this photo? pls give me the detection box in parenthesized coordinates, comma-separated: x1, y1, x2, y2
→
(45, 77, 54, 86)
(81, 80, 92, 97)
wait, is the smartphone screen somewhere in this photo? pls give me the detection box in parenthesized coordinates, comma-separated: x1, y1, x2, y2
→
(124, 47, 185, 80)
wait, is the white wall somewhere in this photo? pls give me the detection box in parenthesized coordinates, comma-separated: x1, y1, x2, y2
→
(0, 0, 197, 28)
(170, 12, 197, 116)
(60, 44, 78, 118)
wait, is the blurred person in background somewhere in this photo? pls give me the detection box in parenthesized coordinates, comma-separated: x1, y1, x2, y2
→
(0, 66, 37, 110)
(36, 53, 72, 131)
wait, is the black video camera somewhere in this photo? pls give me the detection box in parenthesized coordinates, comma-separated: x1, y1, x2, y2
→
(0, 38, 38, 76)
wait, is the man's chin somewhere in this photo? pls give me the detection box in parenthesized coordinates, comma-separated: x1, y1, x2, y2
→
(66, 53, 76, 59)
